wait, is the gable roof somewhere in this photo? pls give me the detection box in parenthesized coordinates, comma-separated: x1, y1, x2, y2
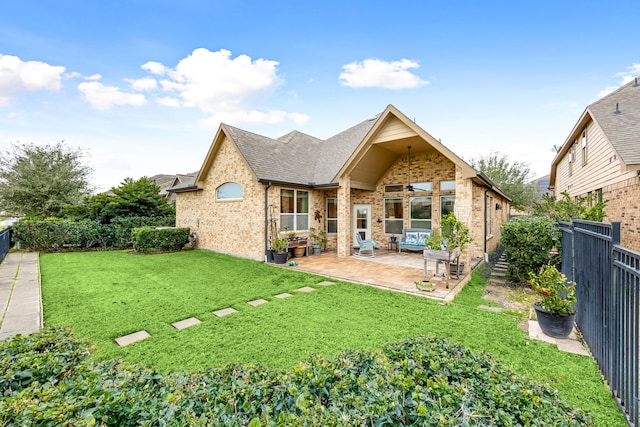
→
(172, 104, 508, 201)
(551, 78, 640, 185)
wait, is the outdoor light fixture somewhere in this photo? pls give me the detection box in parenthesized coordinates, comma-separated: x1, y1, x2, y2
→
(549, 246, 559, 256)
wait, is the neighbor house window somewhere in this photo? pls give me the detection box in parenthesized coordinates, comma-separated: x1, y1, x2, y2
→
(568, 146, 574, 176)
(440, 180, 456, 191)
(384, 198, 403, 234)
(216, 182, 243, 200)
(410, 197, 432, 229)
(441, 196, 455, 219)
(327, 198, 338, 233)
(280, 189, 309, 231)
(581, 129, 587, 166)
(384, 184, 403, 193)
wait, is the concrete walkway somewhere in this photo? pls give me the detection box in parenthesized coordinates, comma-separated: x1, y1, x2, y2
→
(0, 252, 42, 340)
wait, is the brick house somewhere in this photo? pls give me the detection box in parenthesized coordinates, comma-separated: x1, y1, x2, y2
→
(549, 78, 640, 251)
(170, 105, 511, 264)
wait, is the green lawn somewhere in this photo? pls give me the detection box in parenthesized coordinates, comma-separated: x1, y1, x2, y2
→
(40, 250, 626, 426)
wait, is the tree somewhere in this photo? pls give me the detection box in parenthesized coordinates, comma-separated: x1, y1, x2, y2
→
(0, 142, 93, 217)
(64, 177, 174, 223)
(531, 191, 607, 222)
(469, 151, 539, 211)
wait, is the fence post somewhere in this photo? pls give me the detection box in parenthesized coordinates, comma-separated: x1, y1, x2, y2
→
(612, 222, 621, 246)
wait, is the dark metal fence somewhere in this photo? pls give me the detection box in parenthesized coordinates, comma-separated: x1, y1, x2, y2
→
(0, 227, 11, 264)
(559, 219, 638, 426)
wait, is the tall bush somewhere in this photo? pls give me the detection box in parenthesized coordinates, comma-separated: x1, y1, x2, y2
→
(501, 216, 561, 283)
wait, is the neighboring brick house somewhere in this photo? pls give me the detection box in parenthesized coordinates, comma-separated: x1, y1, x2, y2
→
(170, 105, 511, 265)
(549, 78, 640, 251)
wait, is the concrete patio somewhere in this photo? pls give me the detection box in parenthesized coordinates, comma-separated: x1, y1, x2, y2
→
(288, 249, 481, 301)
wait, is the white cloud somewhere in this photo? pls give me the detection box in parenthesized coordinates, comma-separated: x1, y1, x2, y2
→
(156, 96, 181, 107)
(200, 109, 310, 128)
(597, 63, 640, 98)
(0, 54, 66, 105)
(125, 77, 157, 91)
(77, 81, 147, 110)
(150, 48, 281, 113)
(339, 58, 429, 89)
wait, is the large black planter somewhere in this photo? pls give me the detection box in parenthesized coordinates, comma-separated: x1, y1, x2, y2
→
(533, 302, 576, 338)
(266, 249, 275, 263)
(273, 251, 288, 264)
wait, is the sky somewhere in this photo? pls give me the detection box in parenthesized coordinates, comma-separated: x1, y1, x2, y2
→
(1, 1, 638, 192)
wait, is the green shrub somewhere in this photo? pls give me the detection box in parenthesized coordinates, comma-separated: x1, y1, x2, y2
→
(12, 216, 175, 251)
(0, 328, 592, 426)
(132, 226, 190, 252)
(502, 216, 561, 283)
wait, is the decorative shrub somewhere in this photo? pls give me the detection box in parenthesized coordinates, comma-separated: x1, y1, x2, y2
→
(501, 216, 561, 283)
(132, 226, 190, 252)
(0, 328, 592, 426)
(12, 216, 175, 251)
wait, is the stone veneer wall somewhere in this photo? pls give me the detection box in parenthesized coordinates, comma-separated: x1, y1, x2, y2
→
(601, 175, 640, 252)
(175, 135, 265, 260)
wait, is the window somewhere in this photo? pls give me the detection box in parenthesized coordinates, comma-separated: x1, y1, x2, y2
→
(441, 196, 455, 219)
(440, 180, 456, 191)
(384, 184, 403, 193)
(596, 188, 603, 204)
(410, 197, 432, 229)
(410, 182, 432, 192)
(581, 129, 587, 166)
(216, 182, 243, 200)
(280, 189, 309, 231)
(486, 195, 494, 235)
(568, 147, 574, 176)
(384, 198, 403, 234)
(327, 198, 338, 233)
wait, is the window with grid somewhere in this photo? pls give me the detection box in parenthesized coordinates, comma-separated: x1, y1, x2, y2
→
(441, 195, 455, 219)
(327, 198, 337, 233)
(280, 189, 309, 231)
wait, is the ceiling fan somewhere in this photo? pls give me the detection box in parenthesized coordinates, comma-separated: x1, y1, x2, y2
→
(405, 146, 428, 192)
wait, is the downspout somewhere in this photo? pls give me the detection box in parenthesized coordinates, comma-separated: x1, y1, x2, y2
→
(264, 181, 272, 261)
(484, 189, 489, 260)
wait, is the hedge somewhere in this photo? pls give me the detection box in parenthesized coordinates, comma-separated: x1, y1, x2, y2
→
(132, 226, 190, 252)
(501, 216, 561, 283)
(12, 216, 175, 251)
(0, 327, 592, 426)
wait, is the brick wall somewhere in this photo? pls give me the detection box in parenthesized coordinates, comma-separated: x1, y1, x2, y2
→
(602, 175, 640, 252)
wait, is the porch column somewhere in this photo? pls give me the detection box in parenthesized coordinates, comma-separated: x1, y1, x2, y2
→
(454, 166, 474, 267)
(336, 179, 352, 258)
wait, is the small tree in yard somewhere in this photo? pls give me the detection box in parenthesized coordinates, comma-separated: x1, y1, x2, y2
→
(532, 191, 607, 222)
(470, 151, 539, 211)
(0, 142, 93, 217)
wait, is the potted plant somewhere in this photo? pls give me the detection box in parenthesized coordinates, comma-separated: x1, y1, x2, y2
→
(309, 227, 327, 255)
(441, 213, 473, 276)
(528, 264, 577, 338)
(271, 237, 289, 264)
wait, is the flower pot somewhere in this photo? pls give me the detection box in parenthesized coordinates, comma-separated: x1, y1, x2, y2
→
(533, 302, 576, 339)
(450, 262, 465, 277)
(312, 244, 321, 255)
(292, 246, 306, 257)
(266, 249, 275, 263)
(274, 251, 288, 264)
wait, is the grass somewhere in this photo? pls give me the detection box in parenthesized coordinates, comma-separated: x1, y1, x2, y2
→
(40, 250, 626, 426)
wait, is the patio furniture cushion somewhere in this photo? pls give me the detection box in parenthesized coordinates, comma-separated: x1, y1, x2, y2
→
(399, 228, 432, 252)
(355, 233, 376, 257)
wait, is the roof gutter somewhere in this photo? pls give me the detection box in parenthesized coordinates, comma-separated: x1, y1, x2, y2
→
(166, 185, 200, 194)
(475, 171, 511, 202)
(258, 179, 339, 189)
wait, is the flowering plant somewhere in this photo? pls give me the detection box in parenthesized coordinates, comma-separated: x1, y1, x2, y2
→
(527, 264, 576, 314)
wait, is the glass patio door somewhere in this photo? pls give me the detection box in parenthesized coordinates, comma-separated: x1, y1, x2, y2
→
(353, 204, 371, 247)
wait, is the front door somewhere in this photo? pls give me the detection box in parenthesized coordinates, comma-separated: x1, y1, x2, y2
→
(353, 204, 371, 247)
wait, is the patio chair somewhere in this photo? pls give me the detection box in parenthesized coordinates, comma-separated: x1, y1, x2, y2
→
(355, 233, 376, 257)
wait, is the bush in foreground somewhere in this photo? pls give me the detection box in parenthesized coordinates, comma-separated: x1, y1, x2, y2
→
(0, 327, 592, 426)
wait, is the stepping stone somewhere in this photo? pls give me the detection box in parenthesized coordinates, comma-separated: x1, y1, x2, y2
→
(213, 307, 238, 317)
(172, 317, 201, 330)
(484, 285, 505, 293)
(482, 293, 504, 304)
(528, 321, 557, 344)
(491, 271, 507, 278)
(295, 286, 316, 293)
(316, 281, 335, 286)
(274, 293, 293, 299)
(556, 339, 589, 356)
(479, 304, 503, 313)
(115, 330, 150, 347)
(247, 299, 268, 307)
(489, 278, 506, 285)
(493, 267, 508, 273)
